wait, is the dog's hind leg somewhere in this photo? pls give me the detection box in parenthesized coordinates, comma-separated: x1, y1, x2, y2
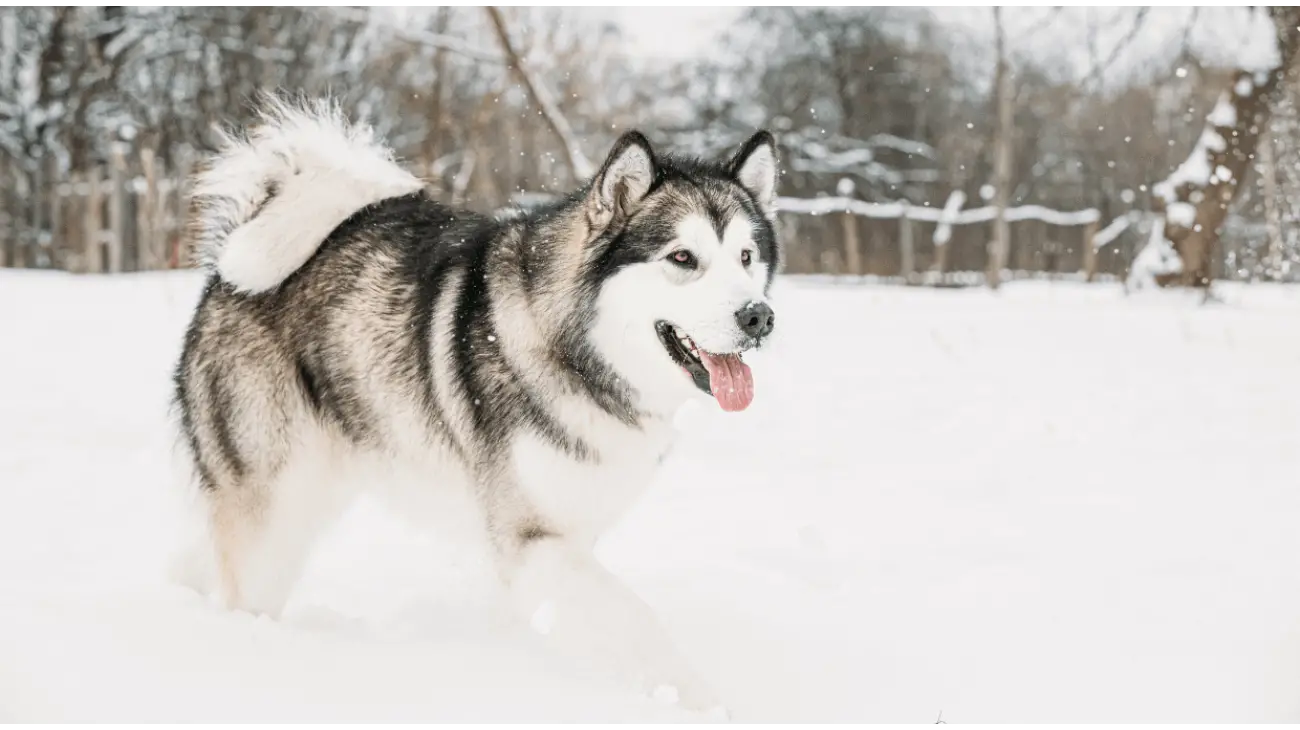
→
(178, 343, 358, 619)
(207, 435, 355, 619)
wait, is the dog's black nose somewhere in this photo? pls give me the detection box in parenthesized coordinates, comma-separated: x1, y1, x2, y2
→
(736, 301, 775, 339)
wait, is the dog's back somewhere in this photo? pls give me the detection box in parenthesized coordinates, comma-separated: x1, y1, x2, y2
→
(177, 192, 496, 466)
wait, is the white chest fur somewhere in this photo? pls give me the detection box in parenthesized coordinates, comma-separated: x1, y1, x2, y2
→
(511, 408, 676, 542)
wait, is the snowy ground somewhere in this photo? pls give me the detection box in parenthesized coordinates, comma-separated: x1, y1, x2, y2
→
(1, 270, 1298, 722)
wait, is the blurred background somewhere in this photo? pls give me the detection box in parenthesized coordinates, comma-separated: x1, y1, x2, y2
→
(1, 6, 1298, 290)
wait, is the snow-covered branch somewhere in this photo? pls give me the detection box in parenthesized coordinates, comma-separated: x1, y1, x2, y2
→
(783, 128, 939, 189)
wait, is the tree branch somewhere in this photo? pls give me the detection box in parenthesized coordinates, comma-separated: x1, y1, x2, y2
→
(329, 7, 505, 64)
(1020, 7, 1065, 41)
(1082, 7, 1150, 91)
(485, 6, 593, 179)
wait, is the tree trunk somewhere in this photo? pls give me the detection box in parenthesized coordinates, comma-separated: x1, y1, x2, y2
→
(425, 7, 450, 175)
(1153, 8, 1300, 287)
(987, 7, 1013, 290)
(1259, 125, 1284, 280)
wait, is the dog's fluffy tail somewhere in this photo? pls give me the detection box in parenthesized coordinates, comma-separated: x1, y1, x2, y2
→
(187, 95, 424, 293)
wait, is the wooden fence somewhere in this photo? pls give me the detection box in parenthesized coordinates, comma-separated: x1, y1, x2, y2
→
(0, 146, 193, 273)
(775, 195, 1142, 283)
(1, 160, 1152, 283)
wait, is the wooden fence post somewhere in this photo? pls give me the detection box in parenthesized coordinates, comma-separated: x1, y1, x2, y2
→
(1082, 219, 1099, 283)
(49, 170, 63, 270)
(932, 230, 950, 284)
(30, 156, 46, 268)
(174, 151, 194, 268)
(138, 147, 158, 270)
(108, 144, 127, 273)
(899, 205, 914, 283)
(85, 168, 104, 274)
(0, 164, 7, 268)
(63, 173, 82, 272)
(840, 208, 861, 276)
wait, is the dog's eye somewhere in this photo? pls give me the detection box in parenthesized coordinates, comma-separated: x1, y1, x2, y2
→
(741, 250, 753, 266)
(669, 250, 696, 268)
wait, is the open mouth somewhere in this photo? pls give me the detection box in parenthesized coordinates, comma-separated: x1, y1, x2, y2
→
(655, 321, 755, 412)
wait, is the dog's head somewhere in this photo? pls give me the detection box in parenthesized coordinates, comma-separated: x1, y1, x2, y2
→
(582, 130, 781, 414)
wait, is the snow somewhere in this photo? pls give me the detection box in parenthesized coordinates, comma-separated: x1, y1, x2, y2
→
(784, 131, 939, 188)
(1153, 99, 1237, 205)
(1184, 136, 1223, 177)
(1128, 218, 1182, 289)
(1166, 201, 1198, 228)
(1153, 121, 1227, 205)
(933, 190, 967, 247)
(1207, 96, 1238, 128)
(1092, 211, 1143, 250)
(1202, 129, 1227, 153)
(776, 196, 1099, 226)
(858, 132, 935, 159)
(1235, 75, 1255, 97)
(3, 270, 1300, 722)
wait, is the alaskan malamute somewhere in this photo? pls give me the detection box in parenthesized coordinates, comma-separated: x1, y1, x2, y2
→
(172, 97, 781, 712)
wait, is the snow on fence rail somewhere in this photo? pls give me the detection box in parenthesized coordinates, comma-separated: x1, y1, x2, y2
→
(1091, 211, 1148, 251)
(774, 196, 1145, 282)
(774, 196, 1101, 226)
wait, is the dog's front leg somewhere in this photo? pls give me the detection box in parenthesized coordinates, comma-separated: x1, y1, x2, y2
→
(501, 532, 723, 714)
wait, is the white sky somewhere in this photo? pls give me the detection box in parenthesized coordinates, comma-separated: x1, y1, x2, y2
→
(592, 7, 741, 60)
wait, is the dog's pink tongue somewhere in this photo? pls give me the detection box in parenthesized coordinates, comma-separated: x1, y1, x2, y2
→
(699, 352, 754, 412)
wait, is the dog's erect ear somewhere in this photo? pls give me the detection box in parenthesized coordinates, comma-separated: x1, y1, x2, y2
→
(727, 131, 779, 219)
(588, 131, 656, 229)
